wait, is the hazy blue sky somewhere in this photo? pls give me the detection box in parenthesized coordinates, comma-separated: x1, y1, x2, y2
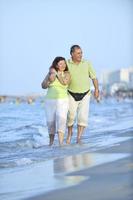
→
(0, 0, 133, 95)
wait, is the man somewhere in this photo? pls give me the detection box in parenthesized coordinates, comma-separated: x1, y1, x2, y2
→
(66, 45, 99, 144)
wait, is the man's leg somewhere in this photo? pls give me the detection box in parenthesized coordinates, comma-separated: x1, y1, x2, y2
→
(77, 125, 85, 143)
(66, 94, 78, 144)
(77, 94, 90, 143)
(66, 125, 73, 144)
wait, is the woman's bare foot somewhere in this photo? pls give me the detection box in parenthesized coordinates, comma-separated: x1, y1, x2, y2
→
(49, 134, 54, 146)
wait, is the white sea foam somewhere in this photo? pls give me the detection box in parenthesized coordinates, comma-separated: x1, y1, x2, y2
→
(32, 126, 49, 147)
(15, 158, 33, 166)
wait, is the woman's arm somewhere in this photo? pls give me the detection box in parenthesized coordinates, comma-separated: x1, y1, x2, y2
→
(56, 71, 71, 85)
(41, 70, 56, 89)
(41, 73, 51, 89)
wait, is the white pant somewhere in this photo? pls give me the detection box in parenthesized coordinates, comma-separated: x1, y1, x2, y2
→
(67, 93, 90, 127)
(44, 98, 69, 134)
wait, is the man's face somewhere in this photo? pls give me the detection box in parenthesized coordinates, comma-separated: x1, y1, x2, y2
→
(72, 48, 82, 62)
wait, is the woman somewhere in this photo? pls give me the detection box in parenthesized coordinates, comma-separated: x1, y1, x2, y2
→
(41, 57, 71, 146)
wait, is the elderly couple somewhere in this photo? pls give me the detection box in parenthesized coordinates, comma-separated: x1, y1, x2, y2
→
(42, 45, 99, 146)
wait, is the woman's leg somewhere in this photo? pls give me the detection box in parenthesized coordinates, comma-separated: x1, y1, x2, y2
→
(44, 99, 56, 146)
(48, 121, 56, 145)
(58, 131, 64, 146)
(49, 134, 55, 146)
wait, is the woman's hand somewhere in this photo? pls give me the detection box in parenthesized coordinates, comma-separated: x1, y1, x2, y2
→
(48, 68, 57, 82)
(49, 68, 57, 74)
(56, 71, 71, 85)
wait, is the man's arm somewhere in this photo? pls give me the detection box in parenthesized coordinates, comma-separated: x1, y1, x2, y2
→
(92, 78, 99, 99)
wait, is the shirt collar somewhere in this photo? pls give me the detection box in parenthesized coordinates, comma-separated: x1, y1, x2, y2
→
(68, 59, 84, 64)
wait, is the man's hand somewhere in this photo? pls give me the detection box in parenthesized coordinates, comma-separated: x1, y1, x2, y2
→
(92, 79, 99, 100)
(94, 89, 99, 99)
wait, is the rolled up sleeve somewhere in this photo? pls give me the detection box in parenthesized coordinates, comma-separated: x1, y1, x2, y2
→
(88, 62, 96, 79)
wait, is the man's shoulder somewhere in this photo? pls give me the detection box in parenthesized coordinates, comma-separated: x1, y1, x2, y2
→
(67, 59, 91, 64)
(67, 59, 72, 64)
(82, 60, 94, 69)
(82, 59, 92, 64)
(67, 59, 93, 67)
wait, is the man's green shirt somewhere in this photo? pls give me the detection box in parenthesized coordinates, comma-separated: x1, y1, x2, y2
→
(67, 59, 96, 93)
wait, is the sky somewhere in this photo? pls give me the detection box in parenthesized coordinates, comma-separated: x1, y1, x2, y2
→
(0, 0, 133, 95)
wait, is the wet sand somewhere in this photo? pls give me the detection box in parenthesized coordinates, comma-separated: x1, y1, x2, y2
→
(26, 134, 133, 200)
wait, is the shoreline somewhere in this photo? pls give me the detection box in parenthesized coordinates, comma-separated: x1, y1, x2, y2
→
(25, 134, 133, 200)
(0, 132, 132, 200)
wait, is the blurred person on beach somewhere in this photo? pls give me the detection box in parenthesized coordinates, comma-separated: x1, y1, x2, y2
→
(66, 45, 99, 144)
(41, 57, 71, 146)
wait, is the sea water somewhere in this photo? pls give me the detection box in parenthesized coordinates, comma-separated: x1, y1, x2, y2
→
(0, 98, 133, 199)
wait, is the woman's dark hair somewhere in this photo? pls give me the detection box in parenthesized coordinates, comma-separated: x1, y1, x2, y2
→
(50, 56, 68, 71)
(70, 45, 81, 55)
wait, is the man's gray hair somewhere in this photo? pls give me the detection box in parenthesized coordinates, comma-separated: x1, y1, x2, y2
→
(70, 45, 81, 55)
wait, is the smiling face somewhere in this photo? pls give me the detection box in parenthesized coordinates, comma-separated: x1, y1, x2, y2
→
(71, 47, 82, 63)
(57, 60, 66, 72)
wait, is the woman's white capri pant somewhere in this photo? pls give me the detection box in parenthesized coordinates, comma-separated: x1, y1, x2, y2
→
(44, 98, 69, 134)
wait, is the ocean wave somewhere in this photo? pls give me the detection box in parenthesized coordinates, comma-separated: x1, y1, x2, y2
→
(0, 158, 33, 168)
(0, 100, 133, 170)
(15, 158, 33, 166)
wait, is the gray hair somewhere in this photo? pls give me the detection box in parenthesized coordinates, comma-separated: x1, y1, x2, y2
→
(70, 45, 81, 55)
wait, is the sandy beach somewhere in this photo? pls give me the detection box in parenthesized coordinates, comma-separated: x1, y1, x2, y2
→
(25, 132, 133, 200)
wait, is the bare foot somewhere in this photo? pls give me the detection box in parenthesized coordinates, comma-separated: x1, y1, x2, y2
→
(49, 142, 53, 146)
(76, 137, 82, 144)
(66, 137, 71, 144)
(49, 134, 54, 146)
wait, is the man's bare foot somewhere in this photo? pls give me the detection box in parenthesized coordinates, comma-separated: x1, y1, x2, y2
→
(76, 137, 82, 144)
(66, 137, 71, 144)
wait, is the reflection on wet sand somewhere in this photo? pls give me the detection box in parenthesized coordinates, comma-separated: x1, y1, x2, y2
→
(0, 153, 130, 200)
(55, 175, 88, 186)
(54, 154, 92, 174)
(54, 153, 130, 174)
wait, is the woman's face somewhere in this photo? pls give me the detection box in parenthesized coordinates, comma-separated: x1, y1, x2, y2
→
(57, 60, 66, 72)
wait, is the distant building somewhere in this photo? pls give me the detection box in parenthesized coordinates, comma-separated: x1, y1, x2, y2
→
(108, 70, 120, 85)
(101, 66, 133, 95)
(129, 70, 133, 88)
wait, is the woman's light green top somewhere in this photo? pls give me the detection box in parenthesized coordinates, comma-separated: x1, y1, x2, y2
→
(45, 78, 68, 99)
